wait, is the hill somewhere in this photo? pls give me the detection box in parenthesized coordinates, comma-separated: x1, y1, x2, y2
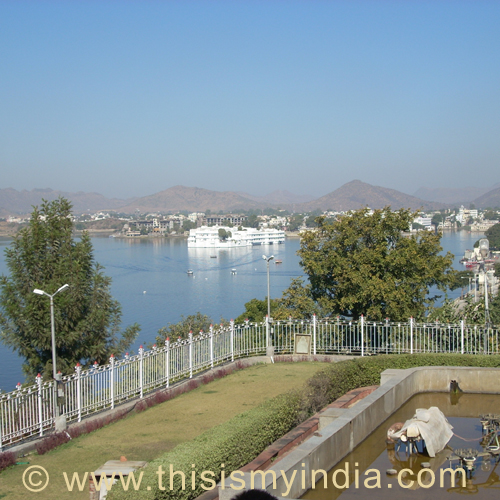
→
(0, 188, 131, 214)
(472, 186, 500, 209)
(237, 190, 315, 206)
(298, 180, 445, 212)
(118, 186, 264, 213)
(413, 186, 493, 205)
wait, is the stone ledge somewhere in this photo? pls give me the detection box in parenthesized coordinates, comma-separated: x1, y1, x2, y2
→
(214, 384, 378, 500)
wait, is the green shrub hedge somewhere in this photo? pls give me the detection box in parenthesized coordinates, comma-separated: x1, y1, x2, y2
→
(109, 391, 301, 500)
(109, 354, 500, 500)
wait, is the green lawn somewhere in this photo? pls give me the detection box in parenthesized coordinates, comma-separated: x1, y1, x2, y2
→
(0, 362, 325, 500)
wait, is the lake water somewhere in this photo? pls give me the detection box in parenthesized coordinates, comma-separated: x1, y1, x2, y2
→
(0, 231, 481, 391)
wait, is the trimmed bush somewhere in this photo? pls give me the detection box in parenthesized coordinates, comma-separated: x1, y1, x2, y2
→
(109, 353, 500, 500)
(0, 451, 16, 472)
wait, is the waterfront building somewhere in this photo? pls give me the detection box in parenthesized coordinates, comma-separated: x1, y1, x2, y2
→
(187, 225, 285, 248)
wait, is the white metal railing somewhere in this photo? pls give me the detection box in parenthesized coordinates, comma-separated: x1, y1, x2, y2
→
(1, 317, 499, 450)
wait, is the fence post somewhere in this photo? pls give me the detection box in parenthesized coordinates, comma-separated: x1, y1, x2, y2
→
(0, 396, 3, 451)
(76, 364, 82, 422)
(189, 332, 193, 379)
(410, 317, 414, 354)
(313, 314, 317, 355)
(165, 338, 170, 388)
(461, 320, 465, 354)
(230, 319, 234, 362)
(139, 346, 144, 399)
(37, 373, 44, 436)
(110, 354, 115, 410)
(360, 315, 364, 357)
(210, 325, 214, 368)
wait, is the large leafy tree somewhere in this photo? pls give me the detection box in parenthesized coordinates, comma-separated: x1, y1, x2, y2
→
(298, 207, 455, 321)
(0, 198, 140, 379)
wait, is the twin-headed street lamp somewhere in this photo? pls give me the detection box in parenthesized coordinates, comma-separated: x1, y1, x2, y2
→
(33, 284, 69, 380)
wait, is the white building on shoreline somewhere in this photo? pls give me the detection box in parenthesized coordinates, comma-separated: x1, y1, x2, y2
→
(187, 226, 285, 248)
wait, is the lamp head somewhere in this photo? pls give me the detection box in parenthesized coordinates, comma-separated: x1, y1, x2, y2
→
(57, 284, 69, 294)
(262, 255, 267, 260)
(479, 238, 489, 259)
(33, 289, 45, 296)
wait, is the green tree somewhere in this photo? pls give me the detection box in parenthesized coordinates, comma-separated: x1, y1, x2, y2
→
(431, 212, 443, 226)
(287, 214, 303, 232)
(156, 312, 216, 342)
(182, 220, 196, 232)
(218, 228, 232, 240)
(298, 207, 455, 321)
(483, 210, 499, 221)
(235, 298, 280, 324)
(0, 198, 140, 379)
(448, 270, 474, 291)
(484, 222, 500, 250)
(274, 277, 324, 320)
(243, 214, 260, 229)
(428, 295, 500, 326)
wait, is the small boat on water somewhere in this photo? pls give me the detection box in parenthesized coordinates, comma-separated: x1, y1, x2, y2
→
(275, 259, 282, 264)
(187, 269, 194, 276)
(210, 255, 217, 258)
(231, 268, 237, 274)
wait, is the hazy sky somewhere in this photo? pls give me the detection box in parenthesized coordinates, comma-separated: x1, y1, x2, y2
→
(1, 1, 499, 199)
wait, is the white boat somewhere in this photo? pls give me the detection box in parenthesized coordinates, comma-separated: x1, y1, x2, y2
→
(187, 269, 194, 276)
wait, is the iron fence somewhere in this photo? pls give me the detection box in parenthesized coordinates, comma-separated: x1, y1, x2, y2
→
(1, 317, 499, 450)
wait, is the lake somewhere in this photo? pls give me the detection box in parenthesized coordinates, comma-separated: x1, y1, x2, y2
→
(0, 231, 481, 391)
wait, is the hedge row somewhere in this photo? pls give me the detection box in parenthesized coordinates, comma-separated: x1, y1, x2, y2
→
(109, 354, 500, 500)
(109, 391, 301, 500)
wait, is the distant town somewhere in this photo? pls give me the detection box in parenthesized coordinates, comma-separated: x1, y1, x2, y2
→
(3, 205, 499, 238)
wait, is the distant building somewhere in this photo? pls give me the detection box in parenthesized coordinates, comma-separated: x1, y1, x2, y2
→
(204, 214, 248, 226)
(133, 216, 185, 234)
(457, 206, 478, 225)
(412, 216, 432, 231)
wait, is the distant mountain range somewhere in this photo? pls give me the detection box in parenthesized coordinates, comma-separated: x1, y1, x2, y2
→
(0, 188, 134, 214)
(117, 186, 263, 213)
(413, 185, 500, 205)
(297, 180, 445, 211)
(237, 190, 315, 206)
(1, 180, 499, 216)
(473, 186, 500, 209)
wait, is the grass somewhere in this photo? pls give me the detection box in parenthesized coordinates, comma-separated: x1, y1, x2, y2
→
(0, 362, 325, 500)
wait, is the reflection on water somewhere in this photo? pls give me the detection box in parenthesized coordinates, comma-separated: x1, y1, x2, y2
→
(302, 393, 500, 500)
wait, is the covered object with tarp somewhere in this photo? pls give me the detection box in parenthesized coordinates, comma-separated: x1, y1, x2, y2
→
(388, 406, 453, 457)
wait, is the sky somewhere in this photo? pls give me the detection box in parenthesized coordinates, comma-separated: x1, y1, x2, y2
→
(1, 1, 499, 200)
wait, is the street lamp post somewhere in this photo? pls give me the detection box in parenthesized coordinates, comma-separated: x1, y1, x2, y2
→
(478, 238, 490, 327)
(262, 255, 274, 348)
(33, 284, 69, 379)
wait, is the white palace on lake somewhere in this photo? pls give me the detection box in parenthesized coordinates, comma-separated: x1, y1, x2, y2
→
(187, 226, 285, 248)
